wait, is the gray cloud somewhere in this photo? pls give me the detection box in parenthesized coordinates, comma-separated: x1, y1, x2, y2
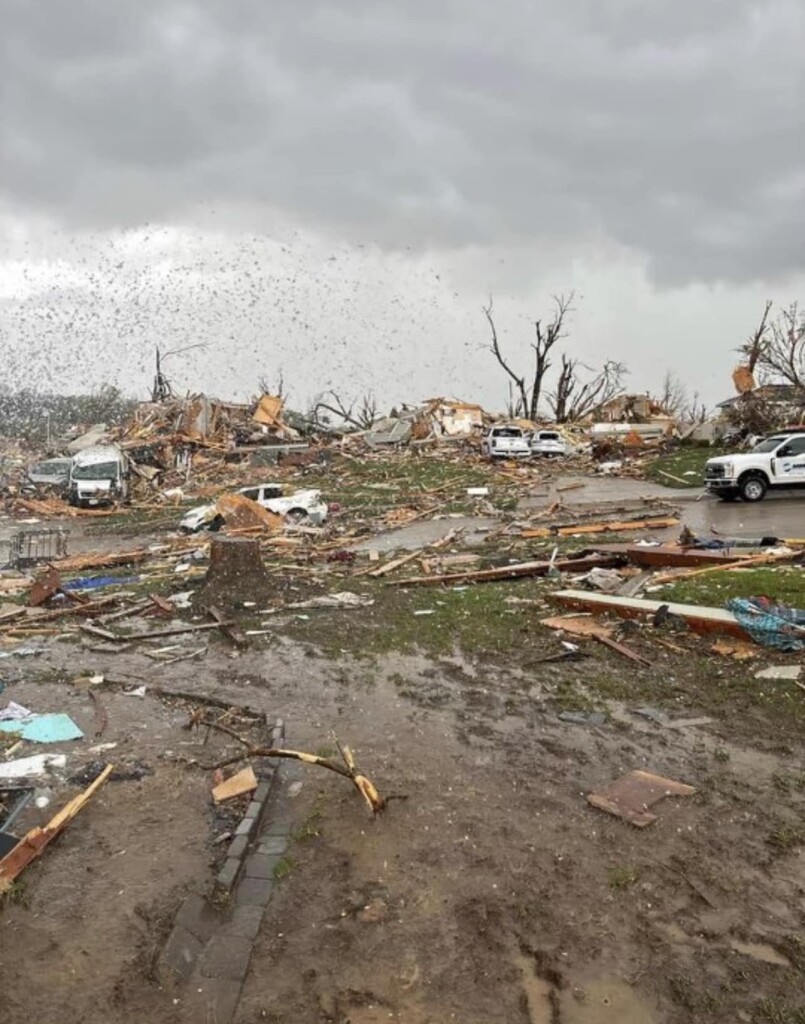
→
(2, 0, 804, 283)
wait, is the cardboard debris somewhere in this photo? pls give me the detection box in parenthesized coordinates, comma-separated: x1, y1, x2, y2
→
(212, 766, 258, 803)
(587, 770, 696, 827)
(712, 639, 759, 661)
(215, 493, 283, 532)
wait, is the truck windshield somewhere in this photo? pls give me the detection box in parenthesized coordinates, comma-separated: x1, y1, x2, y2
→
(752, 436, 786, 453)
(493, 428, 523, 437)
(72, 462, 119, 480)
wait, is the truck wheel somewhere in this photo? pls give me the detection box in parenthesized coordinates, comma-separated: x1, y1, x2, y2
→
(739, 474, 767, 502)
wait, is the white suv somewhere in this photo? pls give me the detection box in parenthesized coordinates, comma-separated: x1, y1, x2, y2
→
(704, 431, 805, 502)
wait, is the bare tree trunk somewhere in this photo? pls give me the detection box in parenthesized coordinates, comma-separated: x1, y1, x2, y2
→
(483, 299, 528, 416)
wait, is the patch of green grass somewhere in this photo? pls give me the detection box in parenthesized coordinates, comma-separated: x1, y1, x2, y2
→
(714, 747, 731, 763)
(645, 444, 729, 489)
(767, 823, 805, 853)
(658, 566, 805, 609)
(772, 772, 805, 793)
(280, 576, 555, 659)
(273, 855, 294, 880)
(755, 999, 805, 1024)
(294, 805, 323, 843)
(609, 865, 640, 890)
(0, 880, 27, 908)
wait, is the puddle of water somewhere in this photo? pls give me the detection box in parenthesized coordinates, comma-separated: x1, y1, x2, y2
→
(729, 940, 791, 967)
(514, 954, 554, 1024)
(561, 977, 656, 1024)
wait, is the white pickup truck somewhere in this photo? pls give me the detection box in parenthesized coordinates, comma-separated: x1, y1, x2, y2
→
(481, 425, 531, 459)
(704, 431, 805, 501)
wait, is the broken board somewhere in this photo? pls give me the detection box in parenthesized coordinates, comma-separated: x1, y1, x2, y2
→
(551, 590, 751, 640)
(587, 770, 696, 827)
(212, 766, 257, 804)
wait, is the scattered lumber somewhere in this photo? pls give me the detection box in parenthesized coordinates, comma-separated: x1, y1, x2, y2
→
(389, 554, 622, 587)
(582, 543, 754, 568)
(650, 548, 801, 585)
(80, 620, 234, 643)
(551, 590, 751, 640)
(522, 516, 679, 539)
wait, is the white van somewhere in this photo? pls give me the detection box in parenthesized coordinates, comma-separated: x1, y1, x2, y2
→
(69, 445, 130, 507)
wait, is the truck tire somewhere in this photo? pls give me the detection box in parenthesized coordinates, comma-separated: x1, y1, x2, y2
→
(738, 473, 768, 502)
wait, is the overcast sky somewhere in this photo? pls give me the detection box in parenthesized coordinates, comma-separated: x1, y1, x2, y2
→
(2, 0, 804, 413)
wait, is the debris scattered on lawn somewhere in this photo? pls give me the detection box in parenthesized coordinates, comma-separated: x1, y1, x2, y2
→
(0, 702, 34, 722)
(288, 591, 374, 610)
(754, 665, 802, 681)
(0, 764, 112, 893)
(711, 639, 759, 660)
(0, 713, 84, 744)
(0, 753, 67, 781)
(726, 596, 805, 652)
(587, 770, 696, 827)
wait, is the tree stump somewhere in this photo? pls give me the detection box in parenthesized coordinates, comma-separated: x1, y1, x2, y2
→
(195, 537, 273, 612)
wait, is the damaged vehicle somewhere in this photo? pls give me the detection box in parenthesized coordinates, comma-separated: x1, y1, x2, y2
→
(27, 457, 73, 491)
(481, 425, 531, 459)
(529, 430, 570, 457)
(180, 484, 328, 533)
(68, 445, 130, 507)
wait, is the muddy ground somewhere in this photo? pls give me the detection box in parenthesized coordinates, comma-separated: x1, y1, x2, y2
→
(0, 463, 804, 1024)
(0, 614, 803, 1023)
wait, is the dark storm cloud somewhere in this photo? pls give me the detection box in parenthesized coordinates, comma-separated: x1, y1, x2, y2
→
(2, 0, 804, 283)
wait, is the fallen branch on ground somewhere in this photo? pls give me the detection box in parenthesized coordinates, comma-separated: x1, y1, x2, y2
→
(187, 717, 386, 814)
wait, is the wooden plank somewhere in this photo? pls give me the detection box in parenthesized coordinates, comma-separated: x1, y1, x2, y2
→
(582, 544, 753, 568)
(81, 620, 234, 643)
(651, 548, 800, 585)
(28, 566, 62, 607)
(522, 516, 679, 539)
(212, 766, 257, 804)
(389, 554, 623, 588)
(551, 589, 751, 639)
(0, 765, 113, 891)
(208, 605, 249, 647)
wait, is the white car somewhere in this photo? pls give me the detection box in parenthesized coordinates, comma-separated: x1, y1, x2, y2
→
(481, 425, 531, 459)
(529, 430, 570, 457)
(180, 484, 328, 533)
(704, 431, 805, 502)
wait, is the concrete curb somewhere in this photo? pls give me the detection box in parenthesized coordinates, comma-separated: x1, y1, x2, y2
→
(159, 716, 285, 987)
(214, 716, 285, 897)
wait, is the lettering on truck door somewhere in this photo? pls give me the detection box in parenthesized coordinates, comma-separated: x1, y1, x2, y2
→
(776, 436, 805, 481)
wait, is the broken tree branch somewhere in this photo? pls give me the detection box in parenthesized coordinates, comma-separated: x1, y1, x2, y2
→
(186, 719, 386, 814)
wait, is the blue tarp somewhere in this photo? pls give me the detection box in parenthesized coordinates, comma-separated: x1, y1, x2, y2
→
(63, 576, 140, 591)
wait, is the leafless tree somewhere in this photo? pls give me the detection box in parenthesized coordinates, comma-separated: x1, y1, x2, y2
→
(483, 294, 574, 420)
(657, 371, 687, 416)
(740, 300, 774, 376)
(257, 370, 286, 398)
(548, 357, 627, 423)
(762, 302, 805, 388)
(680, 391, 709, 424)
(310, 390, 378, 430)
